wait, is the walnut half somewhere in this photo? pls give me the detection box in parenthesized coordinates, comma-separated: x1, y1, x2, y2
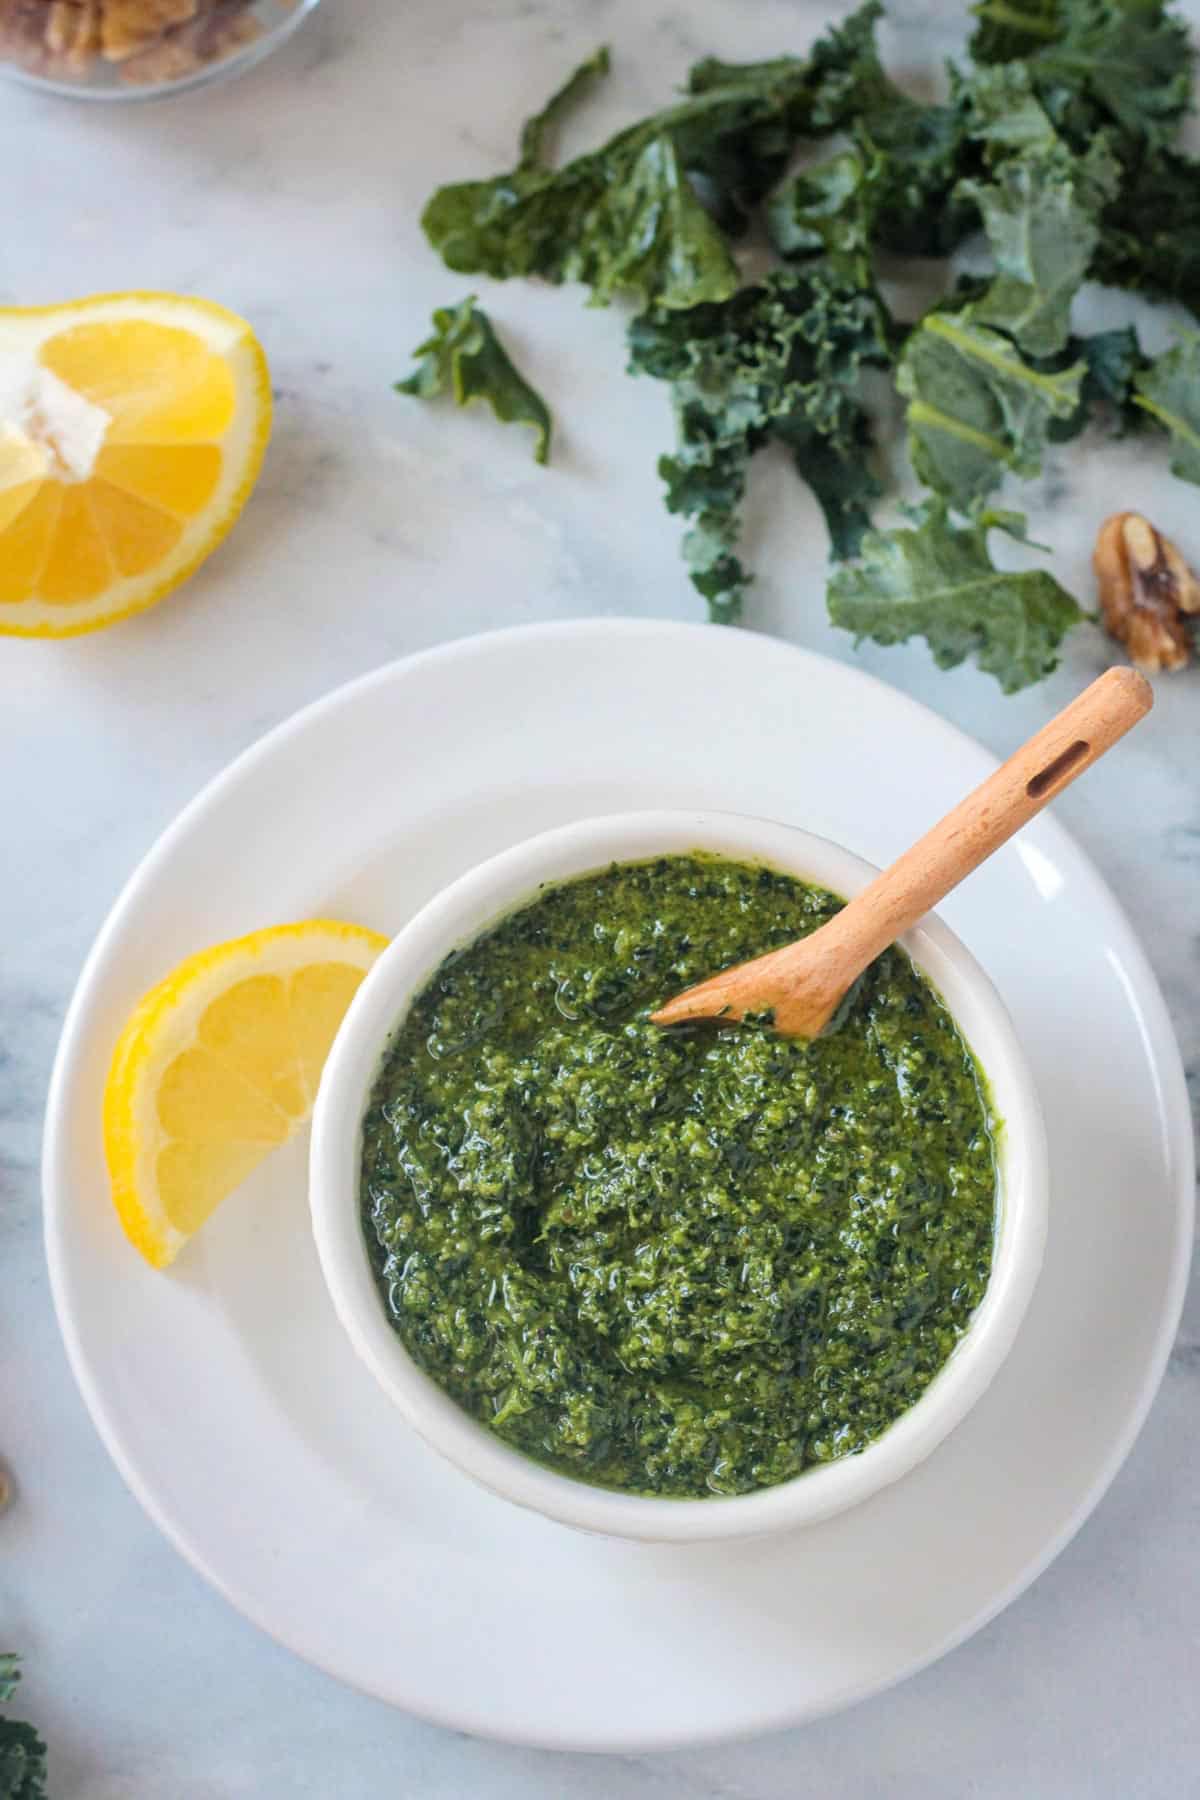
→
(1094, 511, 1200, 673)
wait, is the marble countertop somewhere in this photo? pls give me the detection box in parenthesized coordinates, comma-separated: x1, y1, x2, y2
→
(2, 0, 1197, 1793)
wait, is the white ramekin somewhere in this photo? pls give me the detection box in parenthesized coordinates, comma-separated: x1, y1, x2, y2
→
(310, 812, 1048, 1543)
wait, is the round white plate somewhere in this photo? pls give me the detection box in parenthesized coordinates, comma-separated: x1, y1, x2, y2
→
(44, 621, 1193, 1752)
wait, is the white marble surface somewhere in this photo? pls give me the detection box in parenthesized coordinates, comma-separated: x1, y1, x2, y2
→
(2, 1, 1197, 1793)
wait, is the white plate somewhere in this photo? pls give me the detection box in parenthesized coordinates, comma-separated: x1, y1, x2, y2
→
(43, 620, 1193, 1753)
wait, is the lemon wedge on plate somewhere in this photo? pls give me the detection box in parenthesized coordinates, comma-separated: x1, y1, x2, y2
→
(0, 291, 270, 637)
(103, 922, 388, 1269)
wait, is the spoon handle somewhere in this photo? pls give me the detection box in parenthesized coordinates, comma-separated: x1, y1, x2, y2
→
(823, 666, 1153, 982)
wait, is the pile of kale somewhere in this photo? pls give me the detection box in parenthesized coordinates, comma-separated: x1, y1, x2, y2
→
(410, 1, 1200, 691)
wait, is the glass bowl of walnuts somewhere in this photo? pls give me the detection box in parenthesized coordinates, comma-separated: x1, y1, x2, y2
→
(0, 0, 320, 97)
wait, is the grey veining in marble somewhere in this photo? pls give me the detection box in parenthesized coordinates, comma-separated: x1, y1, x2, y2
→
(1, 0, 1197, 1794)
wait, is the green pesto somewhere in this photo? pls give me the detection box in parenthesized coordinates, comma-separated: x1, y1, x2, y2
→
(360, 855, 996, 1498)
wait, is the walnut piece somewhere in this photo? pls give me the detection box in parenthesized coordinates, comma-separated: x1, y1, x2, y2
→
(120, 0, 258, 82)
(0, 0, 52, 70)
(0, 0, 260, 79)
(1093, 511, 1200, 673)
(101, 0, 196, 59)
(45, 0, 101, 68)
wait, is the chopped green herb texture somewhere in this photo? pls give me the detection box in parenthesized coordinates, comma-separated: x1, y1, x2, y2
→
(361, 856, 996, 1498)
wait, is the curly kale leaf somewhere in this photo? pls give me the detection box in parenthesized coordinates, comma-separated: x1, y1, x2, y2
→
(1092, 150, 1200, 318)
(421, 7, 884, 311)
(397, 296, 552, 464)
(958, 133, 1119, 357)
(898, 308, 1083, 510)
(827, 500, 1082, 691)
(629, 264, 890, 621)
(0, 1723, 46, 1800)
(0, 1659, 48, 1800)
(1133, 336, 1200, 482)
(970, 0, 1193, 154)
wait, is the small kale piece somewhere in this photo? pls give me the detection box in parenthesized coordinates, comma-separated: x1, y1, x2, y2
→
(1133, 337, 1200, 482)
(1079, 328, 1146, 424)
(0, 1722, 46, 1800)
(770, 55, 978, 268)
(971, 0, 1194, 154)
(964, 0, 1057, 63)
(860, 106, 975, 257)
(956, 64, 1119, 358)
(397, 296, 552, 464)
(421, 7, 884, 311)
(0, 1659, 48, 1800)
(767, 148, 880, 288)
(1044, 325, 1147, 440)
(517, 44, 611, 169)
(629, 263, 890, 621)
(969, 1, 1061, 68)
(774, 407, 882, 561)
(1092, 150, 1200, 318)
(959, 134, 1119, 357)
(680, 0, 886, 230)
(956, 60, 1058, 156)
(846, 45, 976, 259)
(827, 500, 1083, 691)
(898, 308, 1083, 509)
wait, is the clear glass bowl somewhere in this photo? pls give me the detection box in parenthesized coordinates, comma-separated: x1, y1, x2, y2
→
(0, 0, 321, 100)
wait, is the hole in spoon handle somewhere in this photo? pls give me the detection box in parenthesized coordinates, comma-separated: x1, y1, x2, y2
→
(1026, 738, 1090, 800)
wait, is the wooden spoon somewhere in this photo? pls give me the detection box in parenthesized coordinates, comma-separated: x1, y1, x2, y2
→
(651, 667, 1153, 1039)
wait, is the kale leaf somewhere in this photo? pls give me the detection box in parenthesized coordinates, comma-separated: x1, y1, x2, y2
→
(1134, 337, 1200, 482)
(518, 44, 611, 170)
(629, 264, 890, 621)
(767, 148, 879, 288)
(1039, 1, 1193, 152)
(827, 500, 1083, 690)
(959, 133, 1119, 356)
(897, 308, 1083, 509)
(1044, 325, 1147, 440)
(419, 46, 734, 310)
(397, 296, 553, 464)
(971, 0, 1193, 154)
(956, 60, 1058, 156)
(1092, 150, 1200, 318)
(850, 51, 976, 258)
(421, 7, 884, 310)
(969, 0, 1061, 68)
(680, 0, 886, 230)
(0, 1659, 48, 1800)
